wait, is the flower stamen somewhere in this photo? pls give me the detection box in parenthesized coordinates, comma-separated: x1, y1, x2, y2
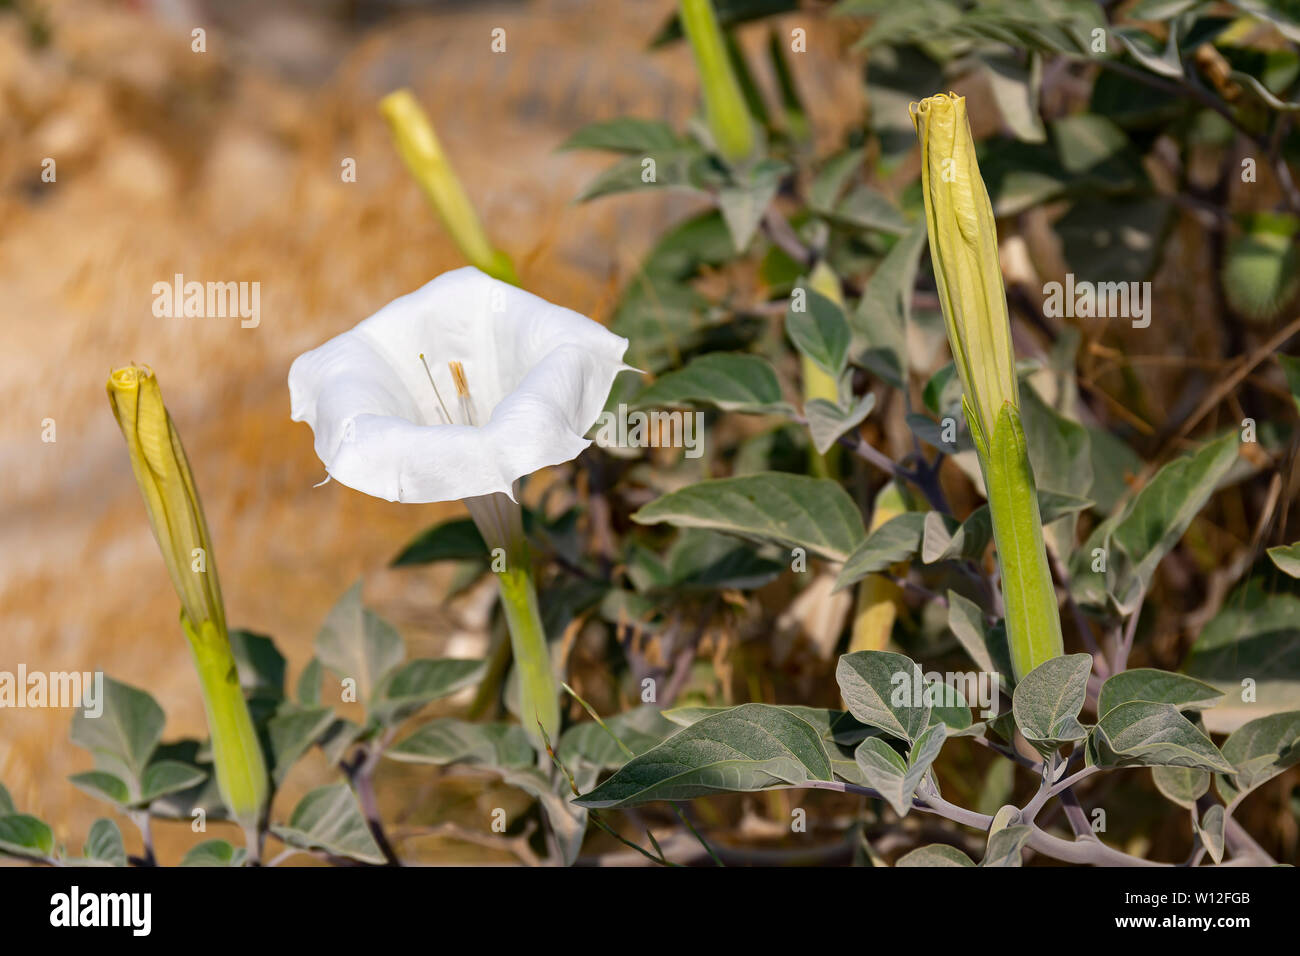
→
(448, 360, 477, 427)
(418, 352, 454, 425)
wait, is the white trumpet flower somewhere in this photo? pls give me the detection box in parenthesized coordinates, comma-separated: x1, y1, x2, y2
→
(289, 267, 630, 504)
(289, 267, 630, 748)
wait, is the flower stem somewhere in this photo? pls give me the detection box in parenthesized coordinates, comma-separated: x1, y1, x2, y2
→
(184, 616, 268, 854)
(465, 492, 561, 750)
(498, 560, 562, 750)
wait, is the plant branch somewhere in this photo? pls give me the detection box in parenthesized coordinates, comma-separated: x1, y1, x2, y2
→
(801, 778, 1167, 866)
(340, 734, 402, 867)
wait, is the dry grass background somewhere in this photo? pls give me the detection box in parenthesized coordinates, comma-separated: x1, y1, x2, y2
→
(0, 0, 864, 862)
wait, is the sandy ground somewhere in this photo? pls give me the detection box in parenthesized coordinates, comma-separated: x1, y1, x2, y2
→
(0, 0, 863, 860)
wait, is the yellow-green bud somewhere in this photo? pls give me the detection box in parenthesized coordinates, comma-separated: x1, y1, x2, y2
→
(380, 89, 519, 285)
(106, 366, 226, 634)
(910, 94, 1064, 682)
(107, 366, 268, 838)
(679, 0, 756, 163)
(910, 93, 1019, 447)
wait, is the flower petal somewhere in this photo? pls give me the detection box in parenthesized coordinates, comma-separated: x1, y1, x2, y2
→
(289, 268, 630, 503)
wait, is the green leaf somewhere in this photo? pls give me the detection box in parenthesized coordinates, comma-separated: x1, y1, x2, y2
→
(834, 513, 927, 591)
(575, 703, 833, 808)
(1198, 804, 1226, 864)
(69, 676, 164, 789)
(947, 590, 1013, 689)
(1115, 24, 1183, 79)
(576, 148, 706, 202)
(787, 287, 851, 378)
(836, 651, 931, 744)
(632, 472, 866, 562)
(0, 783, 12, 815)
(982, 53, 1045, 143)
(140, 760, 207, 803)
(68, 771, 131, 806)
(660, 528, 784, 591)
(1073, 433, 1237, 613)
(610, 218, 757, 374)
(863, 43, 945, 164)
(499, 764, 592, 867)
(180, 838, 248, 867)
(981, 824, 1032, 867)
(633, 352, 791, 415)
(1057, 197, 1173, 287)
(1217, 711, 1300, 802)
(559, 117, 687, 153)
(805, 393, 876, 455)
(1185, 588, 1300, 733)
(0, 814, 54, 860)
(1232, 0, 1300, 44)
(272, 783, 386, 865)
(1267, 542, 1300, 578)
(852, 722, 945, 816)
(228, 629, 286, 703)
(1091, 701, 1233, 773)
(1052, 113, 1140, 184)
(1087, 426, 1144, 515)
(1020, 384, 1093, 553)
(370, 659, 486, 725)
(1152, 766, 1210, 810)
(267, 704, 336, 785)
(922, 509, 992, 565)
(82, 819, 127, 867)
(665, 705, 873, 746)
(558, 707, 680, 770)
(850, 220, 927, 387)
(391, 518, 487, 567)
(718, 161, 784, 251)
(296, 658, 323, 706)
(386, 719, 536, 770)
(1097, 668, 1223, 718)
(1221, 214, 1300, 322)
(1128, 0, 1199, 17)
(825, 184, 909, 235)
(896, 843, 975, 867)
(1230, 69, 1300, 112)
(920, 493, 1087, 569)
(314, 581, 406, 708)
(808, 148, 864, 210)
(318, 718, 364, 767)
(1012, 654, 1092, 755)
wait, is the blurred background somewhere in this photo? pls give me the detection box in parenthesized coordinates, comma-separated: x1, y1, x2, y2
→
(0, 0, 863, 860)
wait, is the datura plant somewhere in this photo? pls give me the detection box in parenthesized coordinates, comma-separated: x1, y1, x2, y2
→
(911, 92, 1064, 682)
(288, 267, 631, 748)
(10, 0, 1300, 876)
(106, 367, 268, 853)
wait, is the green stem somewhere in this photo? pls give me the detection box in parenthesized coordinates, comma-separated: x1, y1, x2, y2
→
(972, 402, 1065, 681)
(499, 560, 562, 750)
(184, 616, 268, 854)
(466, 492, 561, 750)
